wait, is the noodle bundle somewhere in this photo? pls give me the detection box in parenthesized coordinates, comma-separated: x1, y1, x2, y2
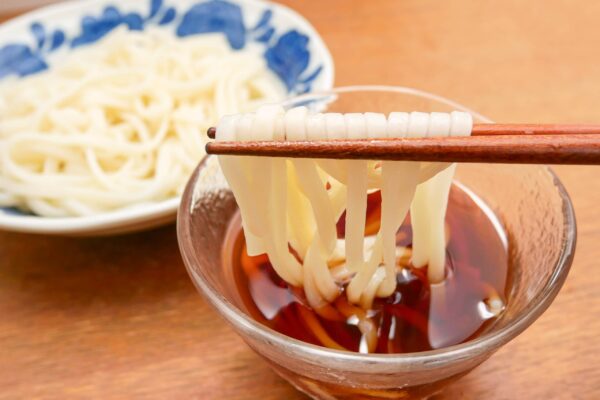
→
(216, 106, 473, 314)
(0, 28, 285, 216)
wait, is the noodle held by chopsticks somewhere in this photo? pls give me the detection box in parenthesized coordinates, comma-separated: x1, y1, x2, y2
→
(215, 107, 473, 310)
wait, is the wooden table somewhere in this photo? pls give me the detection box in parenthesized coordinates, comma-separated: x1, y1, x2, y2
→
(1, 1, 599, 398)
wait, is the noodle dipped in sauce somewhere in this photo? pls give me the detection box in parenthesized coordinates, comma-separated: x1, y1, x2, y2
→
(216, 107, 508, 353)
(225, 187, 508, 353)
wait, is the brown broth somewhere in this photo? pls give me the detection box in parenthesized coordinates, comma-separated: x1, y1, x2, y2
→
(224, 184, 509, 354)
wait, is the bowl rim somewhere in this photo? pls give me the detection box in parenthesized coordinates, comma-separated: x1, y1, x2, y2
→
(177, 84, 577, 366)
(0, 0, 335, 235)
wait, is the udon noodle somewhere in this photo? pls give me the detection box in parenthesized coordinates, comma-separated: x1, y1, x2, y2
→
(216, 106, 473, 314)
(0, 28, 285, 216)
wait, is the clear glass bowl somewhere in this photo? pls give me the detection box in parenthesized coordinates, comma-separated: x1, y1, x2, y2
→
(177, 86, 576, 399)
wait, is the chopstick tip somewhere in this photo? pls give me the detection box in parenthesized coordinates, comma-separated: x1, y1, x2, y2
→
(207, 127, 216, 139)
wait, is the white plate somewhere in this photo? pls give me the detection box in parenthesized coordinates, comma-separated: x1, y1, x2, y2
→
(0, 0, 334, 236)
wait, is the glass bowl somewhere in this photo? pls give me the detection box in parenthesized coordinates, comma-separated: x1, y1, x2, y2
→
(177, 86, 576, 399)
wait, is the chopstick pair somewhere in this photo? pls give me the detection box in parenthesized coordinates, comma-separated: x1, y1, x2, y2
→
(205, 124, 600, 165)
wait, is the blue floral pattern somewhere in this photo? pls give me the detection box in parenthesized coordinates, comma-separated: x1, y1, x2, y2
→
(265, 31, 311, 91)
(0, 44, 47, 78)
(71, 6, 144, 47)
(177, 0, 246, 49)
(0, 0, 323, 93)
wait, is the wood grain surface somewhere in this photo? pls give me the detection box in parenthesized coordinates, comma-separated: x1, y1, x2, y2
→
(205, 133, 600, 164)
(1, 1, 599, 399)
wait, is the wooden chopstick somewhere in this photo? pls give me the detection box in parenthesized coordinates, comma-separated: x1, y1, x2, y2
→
(205, 124, 600, 165)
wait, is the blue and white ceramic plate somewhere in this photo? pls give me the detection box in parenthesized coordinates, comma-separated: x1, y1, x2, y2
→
(0, 0, 334, 235)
